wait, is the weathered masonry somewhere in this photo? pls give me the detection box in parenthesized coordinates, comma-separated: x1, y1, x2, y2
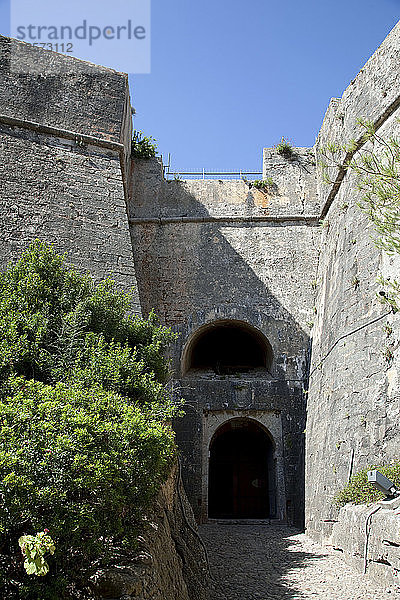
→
(0, 36, 140, 312)
(306, 20, 400, 543)
(0, 20, 399, 587)
(129, 154, 320, 528)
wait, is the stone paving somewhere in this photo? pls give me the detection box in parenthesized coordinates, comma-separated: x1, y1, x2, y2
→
(199, 523, 400, 600)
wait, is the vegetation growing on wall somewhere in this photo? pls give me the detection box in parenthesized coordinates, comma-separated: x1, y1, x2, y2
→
(276, 137, 294, 158)
(0, 242, 179, 599)
(132, 130, 158, 159)
(335, 463, 400, 507)
(320, 119, 400, 311)
(248, 178, 277, 193)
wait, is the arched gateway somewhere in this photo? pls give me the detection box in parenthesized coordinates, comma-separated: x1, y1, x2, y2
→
(208, 419, 276, 519)
(178, 317, 290, 523)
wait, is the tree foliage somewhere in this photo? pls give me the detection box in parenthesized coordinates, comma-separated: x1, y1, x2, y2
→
(0, 241, 179, 599)
(18, 532, 55, 577)
(319, 118, 400, 310)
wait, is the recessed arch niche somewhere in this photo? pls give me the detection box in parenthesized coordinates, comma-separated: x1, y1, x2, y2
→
(181, 319, 273, 376)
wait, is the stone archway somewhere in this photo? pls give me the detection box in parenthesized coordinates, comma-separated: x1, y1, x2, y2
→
(208, 418, 276, 519)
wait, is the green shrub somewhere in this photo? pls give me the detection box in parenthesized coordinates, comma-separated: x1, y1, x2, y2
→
(0, 241, 179, 599)
(334, 463, 400, 507)
(251, 178, 276, 192)
(0, 242, 173, 387)
(132, 130, 157, 159)
(19, 531, 55, 577)
(276, 137, 294, 158)
(0, 377, 176, 599)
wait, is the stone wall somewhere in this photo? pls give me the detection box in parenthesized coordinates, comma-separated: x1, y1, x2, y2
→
(0, 36, 140, 311)
(0, 36, 132, 144)
(89, 463, 211, 600)
(305, 21, 400, 541)
(129, 157, 321, 526)
(2, 23, 400, 590)
(129, 156, 319, 330)
(262, 147, 319, 215)
(331, 499, 400, 589)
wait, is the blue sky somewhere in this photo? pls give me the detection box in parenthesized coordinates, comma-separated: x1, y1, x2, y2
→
(0, 1, 399, 173)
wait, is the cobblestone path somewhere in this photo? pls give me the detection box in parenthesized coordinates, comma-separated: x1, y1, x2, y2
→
(199, 523, 400, 600)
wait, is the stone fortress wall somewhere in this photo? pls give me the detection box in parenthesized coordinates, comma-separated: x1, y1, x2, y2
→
(0, 20, 399, 590)
(0, 36, 209, 598)
(0, 36, 140, 312)
(306, 20, 400, 539)
(129, 153, 320, 527)
(304, 21, 400, 585)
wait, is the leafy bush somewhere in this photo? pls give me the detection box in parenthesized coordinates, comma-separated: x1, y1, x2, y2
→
(334, 463, 400, 507)
(19, 531, 55, 577)
(0, 242, 173, 387)
(132, 130, 157, 159)
(0, 241, 179, 599)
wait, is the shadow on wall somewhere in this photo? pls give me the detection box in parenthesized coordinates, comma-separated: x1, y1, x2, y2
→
(128, 160, 316, 333)
(128, 160, 316, 380)
(128, 160, 319, 527)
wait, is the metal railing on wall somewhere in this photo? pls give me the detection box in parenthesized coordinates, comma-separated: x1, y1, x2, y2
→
(162, 154, 262, 180)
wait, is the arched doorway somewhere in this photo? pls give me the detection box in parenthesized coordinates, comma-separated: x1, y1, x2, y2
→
(208, 419, 276, 519)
